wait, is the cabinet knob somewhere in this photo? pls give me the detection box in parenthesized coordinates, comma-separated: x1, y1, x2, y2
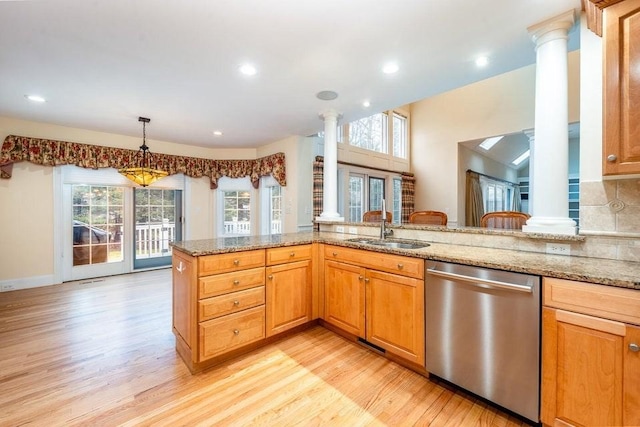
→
(233, 329, 240, 335)
(364, 278, 370, 283)
(268, 274, 273, 280)
(233, 300, 240, 306)
(607, 154, 618, 162)
(332, 252, 337, 257)
(630, 343, 640, 353)
(233, 279, 240, 285)
(397, 263, 404, 270)
(358, 275, 364, 281)
(233, 259, 240, 266)
(290, 252, 295, 257)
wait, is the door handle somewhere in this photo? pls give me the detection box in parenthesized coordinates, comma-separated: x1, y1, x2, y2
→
(175, 261, 185, 273)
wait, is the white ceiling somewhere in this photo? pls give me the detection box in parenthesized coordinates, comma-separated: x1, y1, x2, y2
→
(0, 0, 581, 149)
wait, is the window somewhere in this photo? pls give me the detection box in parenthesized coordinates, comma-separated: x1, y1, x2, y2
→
(342, 170, 402, 222)
(392, 113, 408, 159)
(480, 176, 515, 213)
(269, 185, 283, 235)
(222, 190, 251, 236)
(348, 174, 364, 222)
(348, 113, 387, 154)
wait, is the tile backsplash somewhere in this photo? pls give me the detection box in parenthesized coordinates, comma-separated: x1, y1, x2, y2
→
(580, 179, 640, 234)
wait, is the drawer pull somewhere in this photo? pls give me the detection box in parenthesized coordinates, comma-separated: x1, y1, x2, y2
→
(233, 259, 240, 266)
(268, 274, 273, 280)
(332, 252, 337, 257)
(290, 252, 295, 257)
(233, 329, 240, 335)
(630, 343, 640, 353)
(233, 279, 240, 285)
(607, 154, 618, 162)
(233, 300, 240, 306)
(397, 263, 404, 270)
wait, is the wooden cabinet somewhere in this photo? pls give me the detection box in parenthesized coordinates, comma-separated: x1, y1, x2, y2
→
(541, 277, 640, 426)
(366, 269, 425, 366)
(172, 250, 196, 349)
(265, 245, 312, 337)
(324, 260, 366, 337)
(322, 245, 425, 366)
(603, 0, 640, 175)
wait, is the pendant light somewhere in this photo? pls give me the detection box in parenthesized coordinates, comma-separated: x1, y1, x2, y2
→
(118, 117, 168, 187)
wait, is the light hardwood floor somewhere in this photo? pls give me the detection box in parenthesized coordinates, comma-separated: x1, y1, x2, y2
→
(0, 270, 531, 426)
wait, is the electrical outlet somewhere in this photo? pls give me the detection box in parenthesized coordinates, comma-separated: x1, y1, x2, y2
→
(348, 227, 358, 235)
(335, 226, 345, 233)
(546, 243, 571, 256)
(1, 284, 15, 292)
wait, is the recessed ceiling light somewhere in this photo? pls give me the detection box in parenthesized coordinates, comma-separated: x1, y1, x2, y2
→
(475, 56, 489, 67)
(382, 62, 399, 74)
(213, 130, 223, 136)
(479, 135, 503, 150)
(362, 100, 371, 108)
(316, 90, 338, 101)
(512, 149, 530, 166)
(25, 95, 46, 103)
(239, 63, 257, 76)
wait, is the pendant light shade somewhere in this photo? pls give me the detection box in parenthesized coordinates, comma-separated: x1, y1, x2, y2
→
(118, 117, 168, 187)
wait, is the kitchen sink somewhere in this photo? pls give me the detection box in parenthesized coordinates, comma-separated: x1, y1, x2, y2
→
(347, 238, 430, 250)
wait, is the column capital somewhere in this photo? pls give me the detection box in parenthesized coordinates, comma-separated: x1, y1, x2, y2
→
(319, 109, 342, 121)
(528, 9, 575, 48)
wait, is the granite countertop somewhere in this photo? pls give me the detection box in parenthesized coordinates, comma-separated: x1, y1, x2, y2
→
(171, 231, 640, 290)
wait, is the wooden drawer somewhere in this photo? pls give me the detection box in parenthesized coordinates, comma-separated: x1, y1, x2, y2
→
(266, 244, 312, 266)
(199, 305, 265, 361)
(198, 249, 265, 276)
(324, 245, 424, 279)
(199, 286, 265, 322)
(543, 277, 640, 325)
(199, 267, 265, 299)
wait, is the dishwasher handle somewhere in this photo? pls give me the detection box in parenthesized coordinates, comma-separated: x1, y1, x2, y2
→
(427, 267, 534, 293)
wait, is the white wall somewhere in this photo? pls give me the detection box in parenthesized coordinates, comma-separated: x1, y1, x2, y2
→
(411, 50, 580, 225)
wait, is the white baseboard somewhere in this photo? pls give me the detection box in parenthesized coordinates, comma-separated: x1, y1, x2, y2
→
(0, 275, 58, 292)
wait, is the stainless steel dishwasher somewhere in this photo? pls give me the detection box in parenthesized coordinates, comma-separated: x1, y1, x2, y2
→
(425, 261, 541, 423)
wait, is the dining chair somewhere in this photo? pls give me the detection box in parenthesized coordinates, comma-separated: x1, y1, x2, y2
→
(362, 210, 392, 223)
(408, 210, 448, 226)
(480, 211, 530, 229)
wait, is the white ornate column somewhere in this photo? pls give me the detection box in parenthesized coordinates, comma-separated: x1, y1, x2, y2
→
(316, 109, 344, 222)
(523, 10, 577, 235)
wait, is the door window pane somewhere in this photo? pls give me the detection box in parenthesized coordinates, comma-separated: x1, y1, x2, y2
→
(134, 188, 178, 260)
(369, 177, 385, 211)
(349, 175, 364, 222)
(392, 178, 402, 224)
(270, 186, 282, 235)
(72, 185, 124, 266)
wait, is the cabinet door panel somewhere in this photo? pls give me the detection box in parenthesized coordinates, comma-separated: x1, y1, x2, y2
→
(172, 251, 195, 350)
(324, 260, 366, 337)
(366, 269, 425, 366)
(265, 260, 311, 337)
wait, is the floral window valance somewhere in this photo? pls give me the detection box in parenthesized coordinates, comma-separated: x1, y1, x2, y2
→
(0, 135, 286, 189)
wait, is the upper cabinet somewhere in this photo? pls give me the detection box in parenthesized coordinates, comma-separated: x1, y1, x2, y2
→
(603, 0, 640, 175)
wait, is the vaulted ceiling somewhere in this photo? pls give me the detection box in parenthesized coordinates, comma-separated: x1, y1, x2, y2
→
(0, 0, 581, 148)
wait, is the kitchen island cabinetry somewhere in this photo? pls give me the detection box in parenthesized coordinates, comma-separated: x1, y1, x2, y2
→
(603, 0, 640, 175)
(265, 245, 312, 337)
(541, 277, 640, 426)
(322, 245, 425, 366)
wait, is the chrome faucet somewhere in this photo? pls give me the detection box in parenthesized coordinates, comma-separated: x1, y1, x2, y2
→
(380, 218, 393, 239)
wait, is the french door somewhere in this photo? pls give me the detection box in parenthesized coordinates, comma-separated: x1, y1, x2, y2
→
(133, 188, 182, 269)
(60, 166, 184, 282)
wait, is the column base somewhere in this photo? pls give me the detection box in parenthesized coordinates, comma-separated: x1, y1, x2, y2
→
(522, 216, 577, 235)
(315, 213, 345, 223)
